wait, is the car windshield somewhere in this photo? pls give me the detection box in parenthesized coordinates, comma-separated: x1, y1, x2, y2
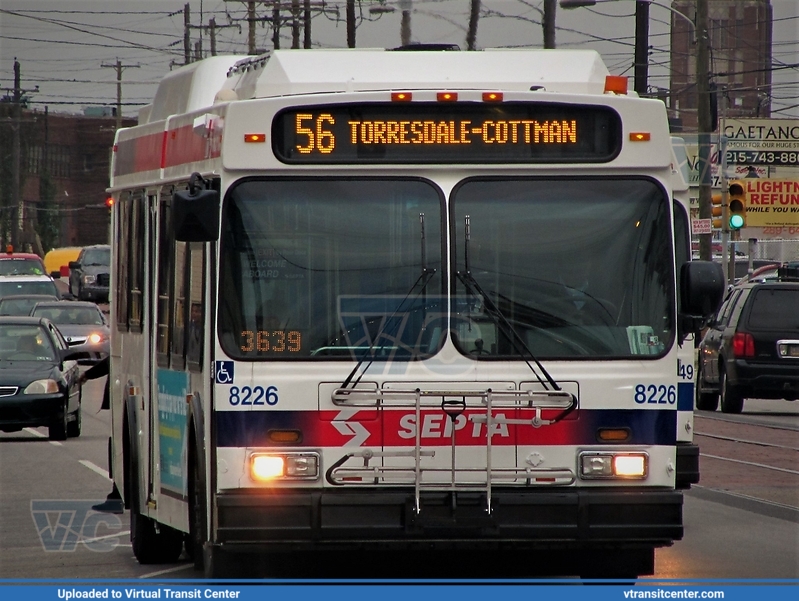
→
(82, 248, 110, 266)
(32, 306, 104, 325)
(218, 178, 444, 360)
(451, 177, 675, 359)
(0, 258, 46, 276)
(0, 325, 56, 361)
(0, 281, 59, 297)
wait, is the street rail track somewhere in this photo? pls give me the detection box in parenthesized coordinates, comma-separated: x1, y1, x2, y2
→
(693, 411, 799, 513)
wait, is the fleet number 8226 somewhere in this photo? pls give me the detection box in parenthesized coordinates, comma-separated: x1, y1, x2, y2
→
(634, 384, 677, 404)
(228, 386, 279, 406)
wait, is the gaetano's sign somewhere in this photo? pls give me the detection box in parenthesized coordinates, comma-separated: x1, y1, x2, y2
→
(742, 179, 799, 226)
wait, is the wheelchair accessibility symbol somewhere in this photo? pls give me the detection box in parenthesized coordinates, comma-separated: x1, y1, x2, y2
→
(215, 361, 234, 384)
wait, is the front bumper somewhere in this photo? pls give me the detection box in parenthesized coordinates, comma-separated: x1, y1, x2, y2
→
(212, 487, 684, 551)
(79, 285, 109, 302)
(0, 394, 64, 430)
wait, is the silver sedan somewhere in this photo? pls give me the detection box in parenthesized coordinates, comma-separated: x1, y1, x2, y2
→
(29, 301, 110, 365)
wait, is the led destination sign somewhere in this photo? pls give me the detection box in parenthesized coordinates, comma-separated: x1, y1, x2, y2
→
(272, 103, 621, 164)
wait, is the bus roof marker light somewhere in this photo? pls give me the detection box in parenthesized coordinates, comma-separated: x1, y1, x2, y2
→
(436, 91, 458, 102)
(391, 92, 412, 102)
(482, 92, 503, 102)
(629, 132, 651, 142)
(604, 75, 628, 95)
(244, 133, 266, 143)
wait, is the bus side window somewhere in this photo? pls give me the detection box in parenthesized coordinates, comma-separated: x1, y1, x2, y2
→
(156, 192, 174, 366)
(187, 242, 205, 370)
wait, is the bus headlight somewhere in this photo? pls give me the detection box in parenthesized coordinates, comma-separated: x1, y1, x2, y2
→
(250, 452, 319, 482)
(579, 452, 647, 480)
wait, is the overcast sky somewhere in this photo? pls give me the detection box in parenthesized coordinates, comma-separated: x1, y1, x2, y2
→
(1, 0, 797, 119)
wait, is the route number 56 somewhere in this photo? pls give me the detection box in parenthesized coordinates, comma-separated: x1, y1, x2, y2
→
(296, 113, 335, 154)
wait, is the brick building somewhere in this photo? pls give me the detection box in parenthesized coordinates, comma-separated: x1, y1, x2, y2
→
(0, 106, 136, 254)
(670, 0, 773, 131)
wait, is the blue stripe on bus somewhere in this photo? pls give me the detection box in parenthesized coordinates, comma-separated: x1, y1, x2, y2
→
(677, 382, 694, 411)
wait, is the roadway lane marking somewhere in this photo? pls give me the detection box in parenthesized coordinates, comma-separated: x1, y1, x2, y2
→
(23, 427, 62, 446)
(140, 564, 195, 578)
(79, 459, 112, 481)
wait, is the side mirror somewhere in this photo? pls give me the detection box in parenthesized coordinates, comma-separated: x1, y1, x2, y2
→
(679, 261, 725, 333)
(68, 261, 81, 270)
(173, 173, 220, 242)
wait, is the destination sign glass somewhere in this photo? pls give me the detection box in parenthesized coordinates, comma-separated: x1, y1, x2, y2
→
(272, 103, 622, 164)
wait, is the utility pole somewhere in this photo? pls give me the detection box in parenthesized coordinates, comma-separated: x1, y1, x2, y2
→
(102, 59, 140, 131)
(466, 0, 480, 50)
(9, 59, 38, 250)
(11, 59, 22, 249)
(346, 0, 356, 48)
(633, 0, 649, 95)
(249, 2, 258, 53)
(272, 1, 281, 49)
(184, 3, 191, 64)
(400, 0, 412, 46)
(304, 0, 312, 48)
(696, 0, 713, 262)
(542, 0, 556, 49)
(291, 0, 301, 48)
(209, 18, 217, 55)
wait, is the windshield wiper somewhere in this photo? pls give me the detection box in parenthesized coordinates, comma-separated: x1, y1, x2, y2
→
(456, 215, 561, 393)
(340, 213, 437, 390)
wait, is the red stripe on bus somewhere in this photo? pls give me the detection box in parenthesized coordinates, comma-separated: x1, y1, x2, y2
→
(114, 132, 163, 176)
(163, 123, 222, 167)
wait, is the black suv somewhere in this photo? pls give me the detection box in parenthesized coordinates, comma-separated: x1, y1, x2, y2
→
(696, 265, 799, 413)
(68, 245, 110, 302)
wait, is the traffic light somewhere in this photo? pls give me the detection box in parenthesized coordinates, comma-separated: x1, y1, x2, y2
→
(728, 180, 747, 230)
(711, 193, 723, 229)
(105, 197, 114, 211)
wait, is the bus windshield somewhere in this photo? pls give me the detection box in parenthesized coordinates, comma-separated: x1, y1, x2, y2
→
(451, 177, 675, 359)
(218, 178, 445, 360)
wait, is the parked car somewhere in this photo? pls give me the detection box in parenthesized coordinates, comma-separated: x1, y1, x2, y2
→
(0, 316, 84, 440)
(69, 245, 110, 302)
(29, 300, 110, 364)
(0, 251, 48, 276)
(0, 294, 60, 316)
(0, 274, 66, 299)
(696, 264, 799, 413)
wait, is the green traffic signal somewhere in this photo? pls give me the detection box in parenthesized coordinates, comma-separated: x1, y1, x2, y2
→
(728, 181, 746, 231)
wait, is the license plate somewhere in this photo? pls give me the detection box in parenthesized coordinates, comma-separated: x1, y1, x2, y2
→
(778, 343, 799, 358)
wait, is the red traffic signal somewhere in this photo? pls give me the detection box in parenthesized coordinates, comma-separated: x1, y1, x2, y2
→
(105, 197, 114, 209)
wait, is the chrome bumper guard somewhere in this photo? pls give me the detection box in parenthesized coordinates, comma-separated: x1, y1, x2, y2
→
(327, 386, 577, 514)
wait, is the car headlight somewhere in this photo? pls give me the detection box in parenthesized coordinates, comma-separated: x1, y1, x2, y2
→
(82, 274, 96, 285)
(24, 379, 60, 394)
(87, 332, 108, 344)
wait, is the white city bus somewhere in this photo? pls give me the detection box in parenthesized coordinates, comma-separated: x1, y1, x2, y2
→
(107, 48, 724, 578)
